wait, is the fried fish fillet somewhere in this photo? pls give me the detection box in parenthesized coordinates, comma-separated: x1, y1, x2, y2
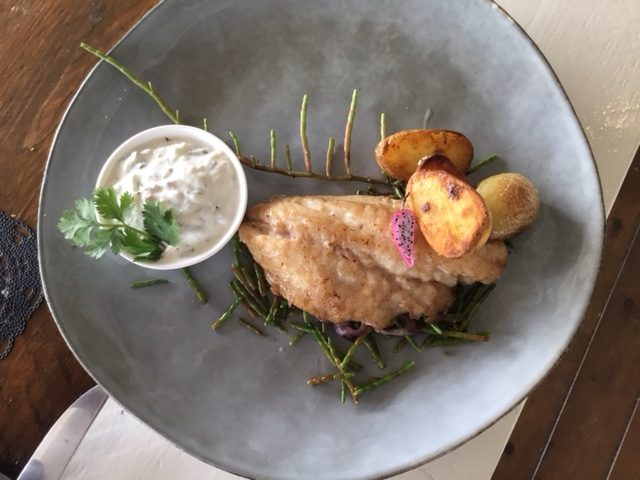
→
(238, 195, 508, 330)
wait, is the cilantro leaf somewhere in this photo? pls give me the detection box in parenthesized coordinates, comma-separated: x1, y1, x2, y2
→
(58, 198, 99, 246)
(109, 228, 126, 255)
(94, 187, 134, 223)
(59, 189, 178, 263)
(119, 191, 135, 219)
(142, 201, 180, 246)
(84, 228, 114, 258)
(120, 227, 165, 262)
(58, 198, 115, 258)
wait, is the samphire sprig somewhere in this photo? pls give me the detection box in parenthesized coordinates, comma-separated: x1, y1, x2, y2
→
(211, 233, 496, 404)
(81, 43, 495, 188)
(229, 89, 392, 186)
(81, 43, 392, 188)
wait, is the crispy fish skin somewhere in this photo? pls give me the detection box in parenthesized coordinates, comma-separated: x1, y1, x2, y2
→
(238, 195, 507, 330)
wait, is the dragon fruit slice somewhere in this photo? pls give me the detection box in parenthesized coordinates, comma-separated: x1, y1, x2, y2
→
(390, 208, 416, 267)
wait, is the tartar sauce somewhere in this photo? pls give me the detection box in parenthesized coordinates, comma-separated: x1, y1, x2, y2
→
(104, 138, 240, 265)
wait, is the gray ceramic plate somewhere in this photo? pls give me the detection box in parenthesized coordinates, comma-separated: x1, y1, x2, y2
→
(38, 1, 604, 479)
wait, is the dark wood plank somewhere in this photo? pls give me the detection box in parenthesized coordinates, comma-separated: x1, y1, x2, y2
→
(494, 148, 640, 480)
(533, 218, 640, 478)
(608, 396, 640, 480)
(0, 1, 156, 477)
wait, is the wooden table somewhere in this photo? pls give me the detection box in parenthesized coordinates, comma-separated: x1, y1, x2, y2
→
(1, 2, 638, 479)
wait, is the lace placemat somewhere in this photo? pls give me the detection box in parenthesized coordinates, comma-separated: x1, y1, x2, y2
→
(0, 210, 43, 359)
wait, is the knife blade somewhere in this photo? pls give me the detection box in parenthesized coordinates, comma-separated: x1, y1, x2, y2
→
(17, 386, 108, 480)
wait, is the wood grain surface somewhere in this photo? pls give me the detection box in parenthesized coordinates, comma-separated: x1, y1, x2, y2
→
(493, 148, 640, 479)
(0, 1, 156, 477)
(0, 1, 638, 479)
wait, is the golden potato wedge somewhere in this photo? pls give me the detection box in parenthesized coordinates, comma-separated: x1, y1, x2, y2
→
(477, 173, 539, 240)
(417, 154, 465, 180)
(375, 129, 473, 180)
(407, 169, 491, 258)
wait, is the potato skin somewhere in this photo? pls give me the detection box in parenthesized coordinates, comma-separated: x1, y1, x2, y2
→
(375, 129, 473, 180)
(477, 173, 539, 240)
(417, 154, 465, 180)
(407, 169, 491, 258)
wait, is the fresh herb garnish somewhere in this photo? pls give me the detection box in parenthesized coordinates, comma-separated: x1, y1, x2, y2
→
(58, 186, 180, 262)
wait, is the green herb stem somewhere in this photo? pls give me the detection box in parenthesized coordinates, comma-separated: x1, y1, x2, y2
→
(405, 335, 423, 352)
(80, 43, 180, 125)
(264, 296, 279, 326)
(254, 263, 268, 297)
(353, 360, 415, 397)
(231, 266, 258, 296)
(422, 336, 471, 347)
(304, 318, 359, 403)
(289, 331, 306, 346)
(233, 278, 268, 312)
(363, 335, 386, 369)
(240, 299, 260, 320)
(393, 337, 408, 353)
(429, 323, 443, 335)
(307, 372, 354, 386)
(230, 281, 267, 317)
(290, 322, 317, 334)
(236, 156, 389, 185)
(325, 137, 335, 177)
(440, 330, 489, 342)
(340, 331, 369, 369)
(231, 234, 241, 268)
(229, 131, 241, 156)
(270, 129, 277, 169)
(300, 94, 312, 172)
(459, 284, 495, 331)
(130, 278, 169, 289)
(343, 89, 357, 176)
(468, 154, 497, 174)
(284, 144, 292, 173)
(96, 221, 146, 239)
(239, 317, 266, 336)
(181, 267, 208, 304)
(212, 297, 241, 330)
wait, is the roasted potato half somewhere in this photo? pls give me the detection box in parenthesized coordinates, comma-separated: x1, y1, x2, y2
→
(477, 173, 539, 240)
(407, 169, 491, 258)
(417, 154, 465, 180)
(375, 129, 473, 180)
